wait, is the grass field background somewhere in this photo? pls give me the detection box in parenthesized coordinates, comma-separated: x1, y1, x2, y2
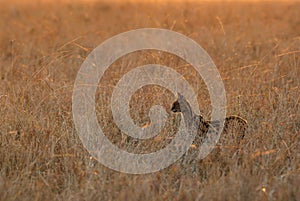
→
(0, 0, 299, 200)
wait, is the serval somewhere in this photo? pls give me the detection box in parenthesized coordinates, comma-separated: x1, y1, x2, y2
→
(170, 93, 248, 174)
(171, 93, 247, 144)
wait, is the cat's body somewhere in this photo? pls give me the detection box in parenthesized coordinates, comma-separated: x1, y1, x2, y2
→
(171, 93, 247, 144)
(170, 93, 247, 174)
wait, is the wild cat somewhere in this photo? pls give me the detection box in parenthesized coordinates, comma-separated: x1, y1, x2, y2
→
(170, 93, 248, 173)
(171, 93, 247, 146)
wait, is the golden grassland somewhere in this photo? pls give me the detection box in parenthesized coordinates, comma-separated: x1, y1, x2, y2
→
(0, 0, 299, 200)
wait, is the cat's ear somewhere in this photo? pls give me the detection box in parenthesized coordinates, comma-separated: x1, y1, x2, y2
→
(171, 100, 180, 113)
(171, 93, 182, 113)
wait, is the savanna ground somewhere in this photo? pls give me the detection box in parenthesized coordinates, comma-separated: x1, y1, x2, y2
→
(0, 0, 300, 200)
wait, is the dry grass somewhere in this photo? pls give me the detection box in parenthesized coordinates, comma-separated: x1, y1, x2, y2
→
(0, 0, 299, 200)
